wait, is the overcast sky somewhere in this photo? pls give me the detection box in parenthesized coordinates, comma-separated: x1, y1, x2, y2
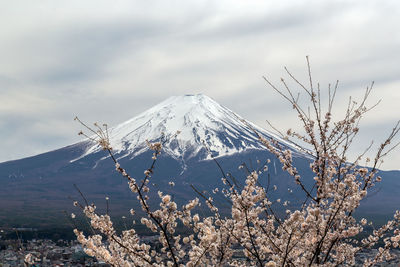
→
(0, 0, 399, 170)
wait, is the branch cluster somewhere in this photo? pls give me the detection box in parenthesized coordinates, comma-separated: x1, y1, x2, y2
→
(71, 59, 399, 266)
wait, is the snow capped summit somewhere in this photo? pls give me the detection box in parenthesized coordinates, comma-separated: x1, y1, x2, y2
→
(1, 95, 399, 229)
(78, 94, 291, 161)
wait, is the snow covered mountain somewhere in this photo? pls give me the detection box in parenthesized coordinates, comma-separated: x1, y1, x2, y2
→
(0, 94, 398, 229)
(76, 94, 297, 162)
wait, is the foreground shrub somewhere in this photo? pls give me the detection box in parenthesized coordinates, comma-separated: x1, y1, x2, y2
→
(72, 58, 400, 266)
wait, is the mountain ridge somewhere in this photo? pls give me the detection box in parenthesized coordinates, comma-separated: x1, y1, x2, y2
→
(0, 94, 399, 228)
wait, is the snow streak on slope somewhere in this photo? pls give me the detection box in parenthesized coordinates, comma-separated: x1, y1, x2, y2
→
(75, 94, 299, 162)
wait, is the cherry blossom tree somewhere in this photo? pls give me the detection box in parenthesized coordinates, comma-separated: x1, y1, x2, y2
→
(72, 58, 400, 266)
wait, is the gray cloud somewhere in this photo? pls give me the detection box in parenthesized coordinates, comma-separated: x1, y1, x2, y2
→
(0, 0, 399, 169)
